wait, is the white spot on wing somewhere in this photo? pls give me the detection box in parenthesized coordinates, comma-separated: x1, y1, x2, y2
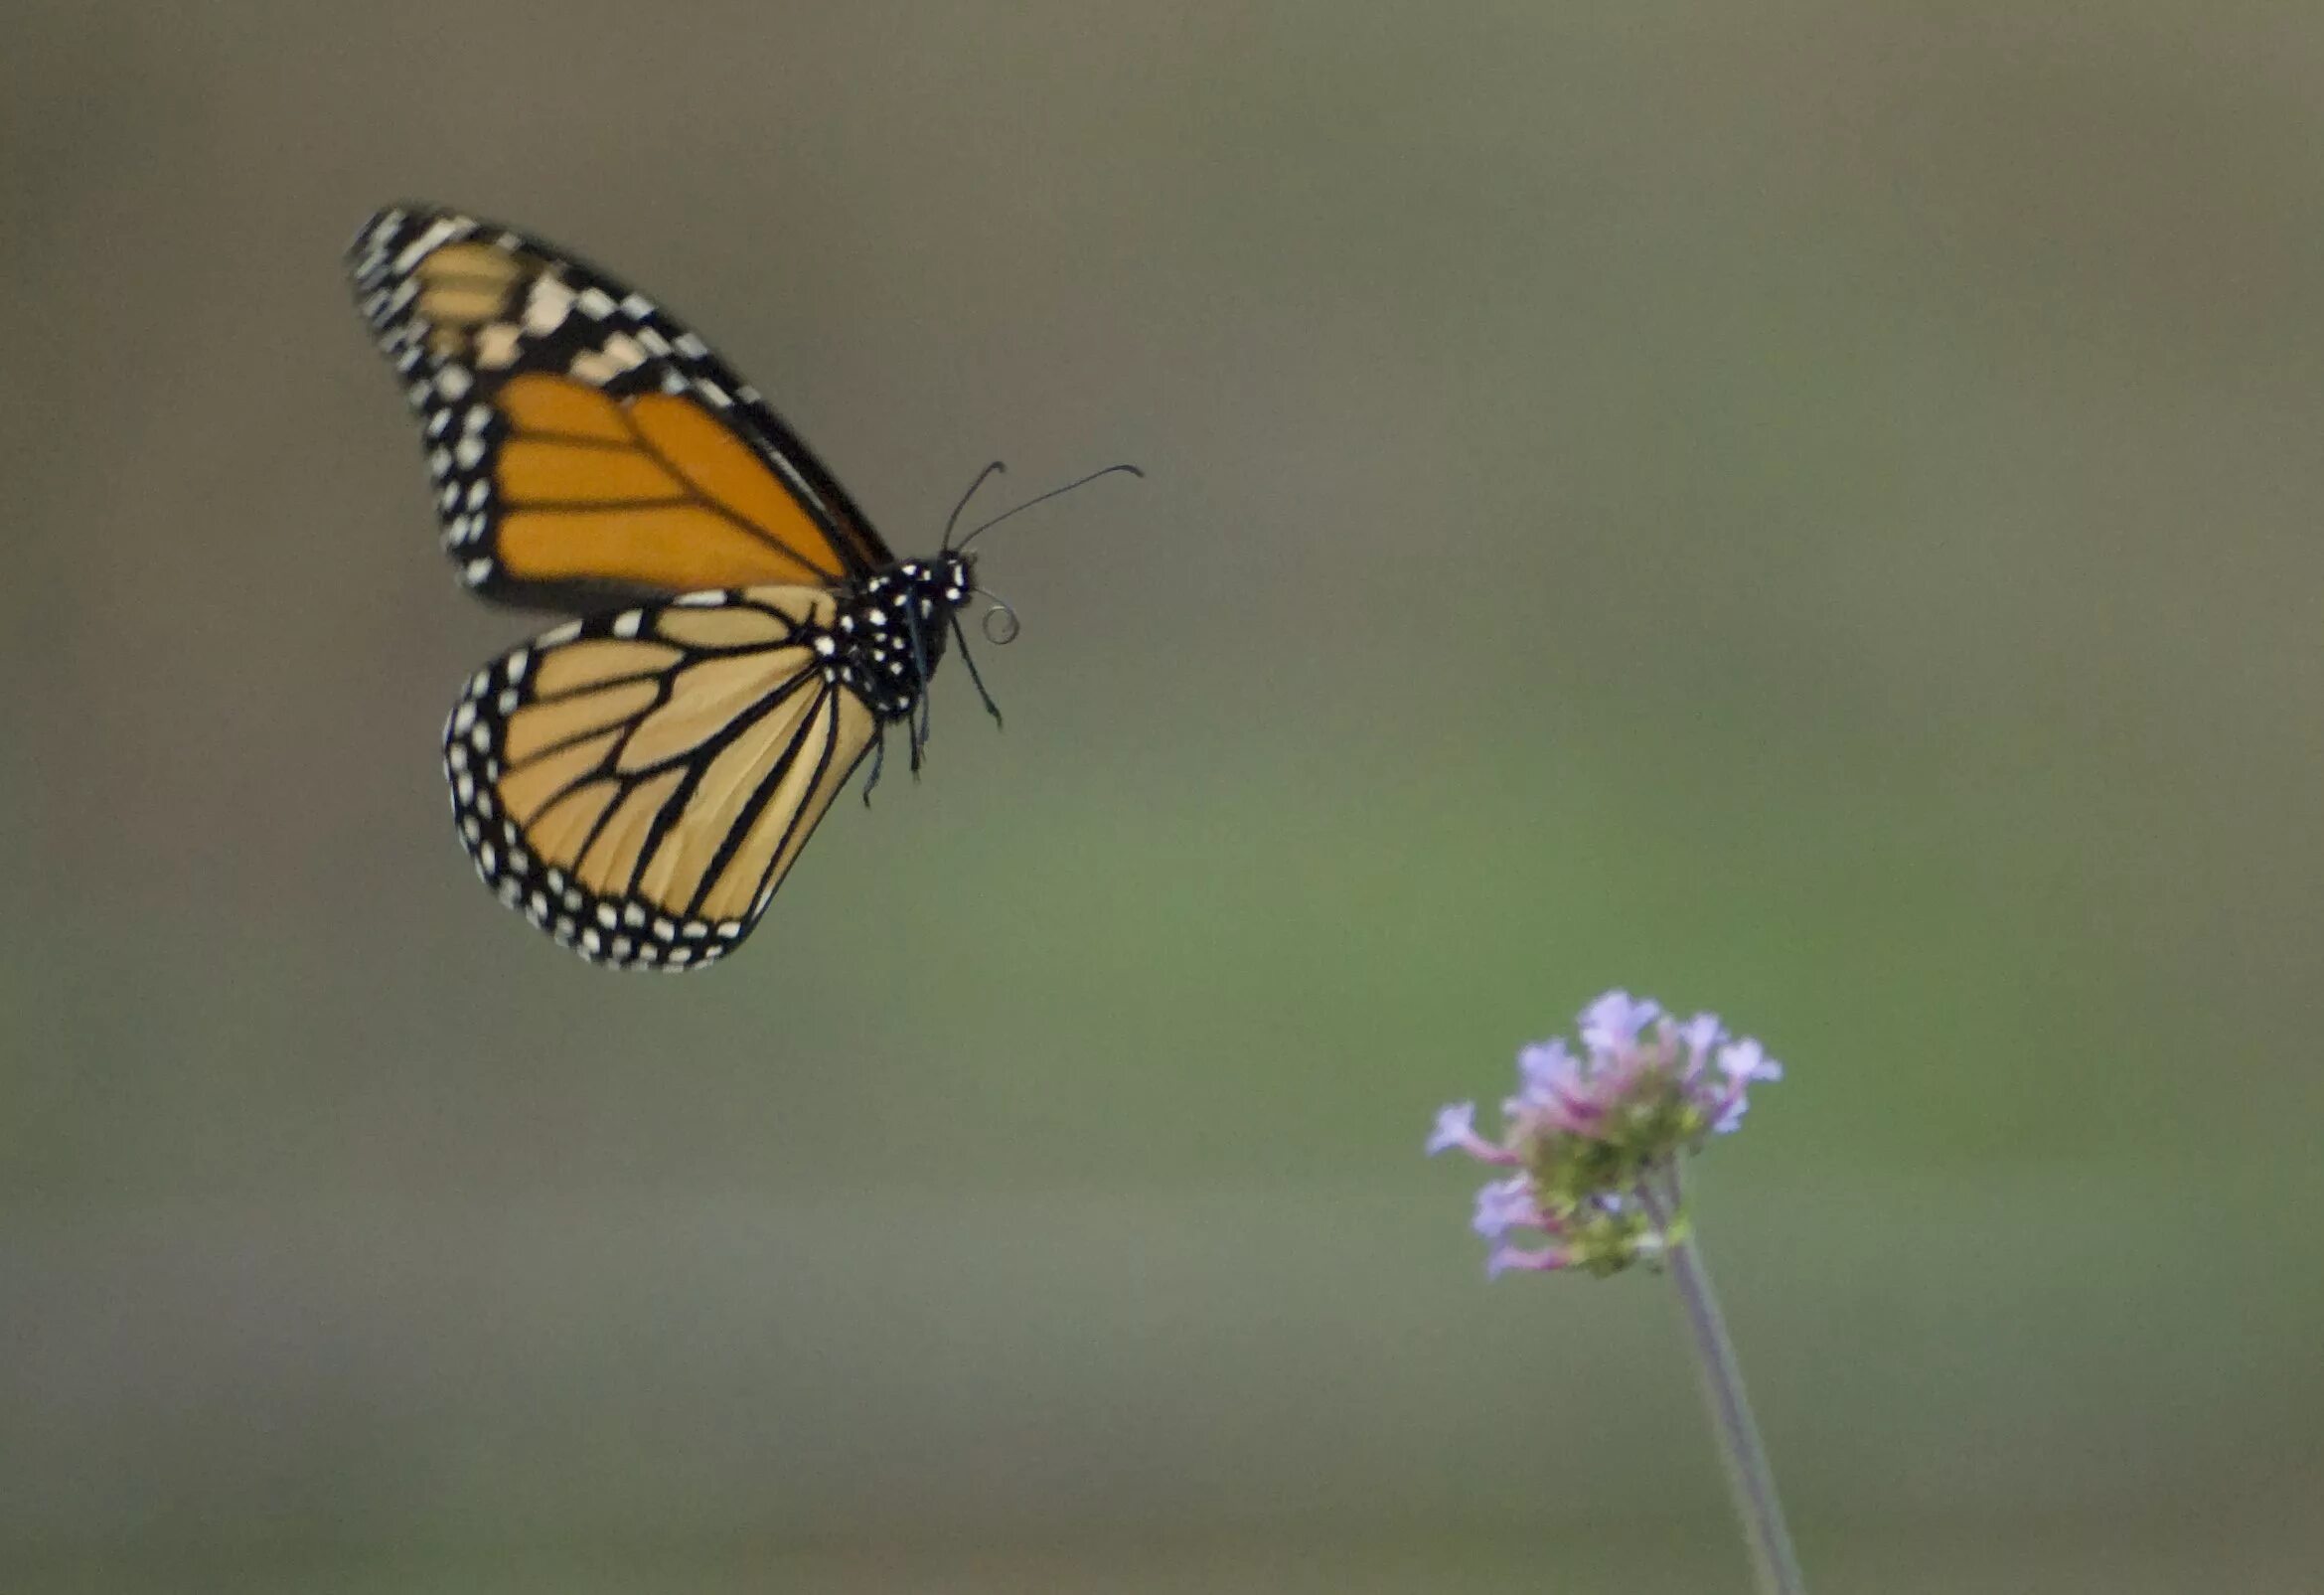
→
(601, 332, 646, 371)
(524, 275, 575, 334)
(392, 217, 459, 274)
(474, 322, 522, 369)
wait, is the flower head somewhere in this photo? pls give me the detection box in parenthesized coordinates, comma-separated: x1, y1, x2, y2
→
(1427, 990, 1780, 1277)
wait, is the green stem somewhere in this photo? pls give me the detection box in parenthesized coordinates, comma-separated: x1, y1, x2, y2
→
(1638, 1174, 1807, 1595)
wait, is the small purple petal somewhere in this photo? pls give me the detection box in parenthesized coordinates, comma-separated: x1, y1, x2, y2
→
(1673, 1013, 1723, 1078)
(1516, 1037, 1579, 1097)
(1579, 990, 1661, 1056)
(1428, 1101, 1521, 1163)
(1706, 1037, 1782, 1134)
(1472, 1175, 1539, 1239)
(1513, 1037, 1606, 1133)
(1485, 1243, 1568, 1278)
(1426, 1101, 1478, 1155)
(1717, 1037, 1782, 1086)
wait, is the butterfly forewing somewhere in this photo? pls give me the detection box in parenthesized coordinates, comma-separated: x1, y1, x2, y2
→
(348, 204, 894, 609)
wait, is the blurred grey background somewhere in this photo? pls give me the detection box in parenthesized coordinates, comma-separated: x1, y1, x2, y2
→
(6, 2, 2323, 1590)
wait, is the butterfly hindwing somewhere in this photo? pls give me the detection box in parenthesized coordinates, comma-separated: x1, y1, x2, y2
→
(446, 584, 880, 969)
(349, 203, 894, 608)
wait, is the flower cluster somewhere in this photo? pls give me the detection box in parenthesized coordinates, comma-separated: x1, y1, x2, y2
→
(1427, 991, 1782, 1277)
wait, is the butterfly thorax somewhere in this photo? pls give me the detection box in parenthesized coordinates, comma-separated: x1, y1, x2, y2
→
(830, 553, 978, 721)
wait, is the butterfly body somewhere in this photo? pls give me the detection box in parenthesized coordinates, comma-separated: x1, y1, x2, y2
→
(349, 203, 997, 969)
(826, 556, 975, 720)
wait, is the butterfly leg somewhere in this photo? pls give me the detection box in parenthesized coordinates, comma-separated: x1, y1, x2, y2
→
(902, 711, 925, 776)
(861, 725, 887, 807)
(902, 614, 933, 776)
(951, 614, 1005, 730)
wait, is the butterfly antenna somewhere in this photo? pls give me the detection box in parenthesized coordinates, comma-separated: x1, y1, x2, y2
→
(953, 463, 1144, 551)
(941, 460, 1008, 551)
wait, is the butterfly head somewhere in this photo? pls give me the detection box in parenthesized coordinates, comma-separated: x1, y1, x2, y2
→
(855, 554, 976, 619)
(888, 553, 978, 624)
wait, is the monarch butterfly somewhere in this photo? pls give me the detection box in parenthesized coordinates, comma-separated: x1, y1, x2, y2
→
(348, 203, 1131, 970)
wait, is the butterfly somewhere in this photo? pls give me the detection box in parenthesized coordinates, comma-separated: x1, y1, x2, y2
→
(347, 203, 1132, 970)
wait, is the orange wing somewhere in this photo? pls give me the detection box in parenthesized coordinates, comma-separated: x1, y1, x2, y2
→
(350, 204, 894, 608)
(445, 585, 880, 969)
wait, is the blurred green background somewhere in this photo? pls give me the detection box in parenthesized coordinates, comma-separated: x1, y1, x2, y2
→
(7, 2, 2322, 1590)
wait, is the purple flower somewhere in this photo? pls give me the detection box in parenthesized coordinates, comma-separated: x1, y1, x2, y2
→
(1426, 989, 1782, 1278)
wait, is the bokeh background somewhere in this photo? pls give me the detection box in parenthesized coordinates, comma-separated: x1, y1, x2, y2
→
(7, 3, 2323, 1590)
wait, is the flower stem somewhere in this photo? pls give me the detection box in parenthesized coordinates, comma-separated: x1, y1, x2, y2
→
(1638, 1176, 1806, 1595)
